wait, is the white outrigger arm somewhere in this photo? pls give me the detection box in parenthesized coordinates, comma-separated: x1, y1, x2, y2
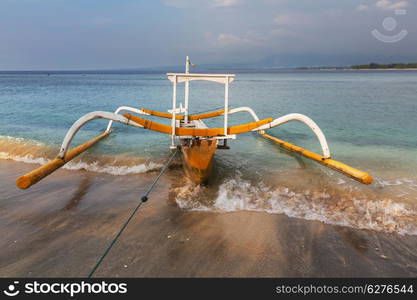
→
(253, 113, 331, 158)
(224, 108, 331, 158)
(217, 107, 371, 184)
(16, 109, 144, 189)
(58, 110, 143, 159)
(249, 112, 371, 184)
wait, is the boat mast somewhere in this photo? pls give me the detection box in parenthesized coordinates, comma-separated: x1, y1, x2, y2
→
(184, 56, 190, 123)
(170, 74, 177, 149)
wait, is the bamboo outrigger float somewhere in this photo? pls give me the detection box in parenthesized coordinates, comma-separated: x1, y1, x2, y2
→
(16, 57, 372, 189)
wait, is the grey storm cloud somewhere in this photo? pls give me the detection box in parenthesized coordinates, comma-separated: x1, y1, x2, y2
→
(0, 0, 415, 70)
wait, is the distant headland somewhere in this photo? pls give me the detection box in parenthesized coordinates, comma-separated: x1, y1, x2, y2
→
(297, 62, 417, 71)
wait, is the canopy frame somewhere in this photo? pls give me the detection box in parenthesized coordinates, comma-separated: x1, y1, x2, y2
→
(166, 71, 235, 148)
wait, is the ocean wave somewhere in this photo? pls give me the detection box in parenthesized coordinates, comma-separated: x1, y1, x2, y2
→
(375, 177, 417, 187)
(0, 151, 163, 175)
(0, 135, 163, 175)
(175, 176, 417, 236)
(63, 160, 163, 175)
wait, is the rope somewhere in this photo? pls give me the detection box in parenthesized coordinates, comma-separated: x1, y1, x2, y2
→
(190, 105, 232, 116)
(88, 148, 179, 278)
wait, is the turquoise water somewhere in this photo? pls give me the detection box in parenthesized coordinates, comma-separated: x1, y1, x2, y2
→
(1, 70, 417, 234)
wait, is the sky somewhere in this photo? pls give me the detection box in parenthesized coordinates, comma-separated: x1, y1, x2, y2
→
(0, 0, 416, 70)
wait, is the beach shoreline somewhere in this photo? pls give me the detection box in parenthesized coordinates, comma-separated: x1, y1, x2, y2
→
(1, 70, 417, 277)
(1, 160, 416, 277)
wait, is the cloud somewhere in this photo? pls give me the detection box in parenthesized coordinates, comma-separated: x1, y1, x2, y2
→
(273, 15, 294, 26)
(1, 0, 416, 70)
(268, 28, 291, 38)
(89, 17, 113, 25)
(164, 0, 241, 8)
(163, 0, 191, 8)
(209, 28, 293, 50)
(375, 0, 408, 10)
(357, 1, 408, 12)
(356, 4, 369, 11)
(211, 0, 241, 7)
(216, 33, 250, 46)
(273, 13, 313, 26)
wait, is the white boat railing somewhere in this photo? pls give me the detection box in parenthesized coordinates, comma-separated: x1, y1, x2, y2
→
(167, 72, 235, 148)
(105, 106, 149, 133)
(227, 107, 260, 122)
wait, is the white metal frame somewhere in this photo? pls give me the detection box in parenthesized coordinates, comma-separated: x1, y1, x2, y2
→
(171, 74, 177, 148)
(54, 57, 332, 166)
(105, 106, 149, 133)
(224, 76, 229, 135)
(184, 56, 190, 123)
(252, 113, 331, 158)
(227, 106, 260, 122)
(167, 73, 235, 84)
(58, 111, 142, 158)
(166, 72, 235, 148)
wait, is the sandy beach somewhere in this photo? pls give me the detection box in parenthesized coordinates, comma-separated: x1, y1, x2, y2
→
(1, 160, 416, 277)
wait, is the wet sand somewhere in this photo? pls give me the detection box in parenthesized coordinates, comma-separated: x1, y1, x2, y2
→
(0, 160, 416, 277)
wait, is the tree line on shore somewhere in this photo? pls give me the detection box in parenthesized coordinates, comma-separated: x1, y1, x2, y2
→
(351, 62, 417, 69)
(297, 62, 417, 70)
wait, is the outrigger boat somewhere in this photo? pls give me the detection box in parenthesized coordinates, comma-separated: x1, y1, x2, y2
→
(16, 57, 373, 189)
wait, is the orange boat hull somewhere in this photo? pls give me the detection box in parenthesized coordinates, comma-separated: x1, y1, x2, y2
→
(180, 138, 218, 184)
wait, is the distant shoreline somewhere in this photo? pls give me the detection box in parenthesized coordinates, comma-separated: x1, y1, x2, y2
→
(296, 68, 417, 71)
(348, 68, 417, 71)
(296, 62, 417, 71)
(2, 61, 417, 73)
(1, 67, 417, 74)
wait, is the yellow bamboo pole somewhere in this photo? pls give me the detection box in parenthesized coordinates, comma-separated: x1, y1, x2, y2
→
(16, 131, 110, 189)
(261, 133, 373, 185)
(124, 113, 272, 136)
(139, 108, 226, 121)
(189, 110, 225, 120)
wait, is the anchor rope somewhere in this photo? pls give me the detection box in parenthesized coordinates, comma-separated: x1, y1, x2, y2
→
(88, 148, 179, 278)
(190, 105, 232, 116)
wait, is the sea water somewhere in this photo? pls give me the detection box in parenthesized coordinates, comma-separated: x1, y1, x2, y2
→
(1, 70, 417, 235)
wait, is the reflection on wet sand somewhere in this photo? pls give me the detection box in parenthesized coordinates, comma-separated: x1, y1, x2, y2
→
(334, 227, 368, 254)
(0, 160, 416, 277)
(63, 174, 91, 211)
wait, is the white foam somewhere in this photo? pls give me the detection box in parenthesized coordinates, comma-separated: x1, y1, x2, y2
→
(0, 135, 45, 146)
(0, 152, 49, 165)
(375, 177, 416, 187)
(175, 176, 417, 236)
(0, 135, 164, 175)
(64, 160, 162, 175)
(0, 152, 162, 175)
